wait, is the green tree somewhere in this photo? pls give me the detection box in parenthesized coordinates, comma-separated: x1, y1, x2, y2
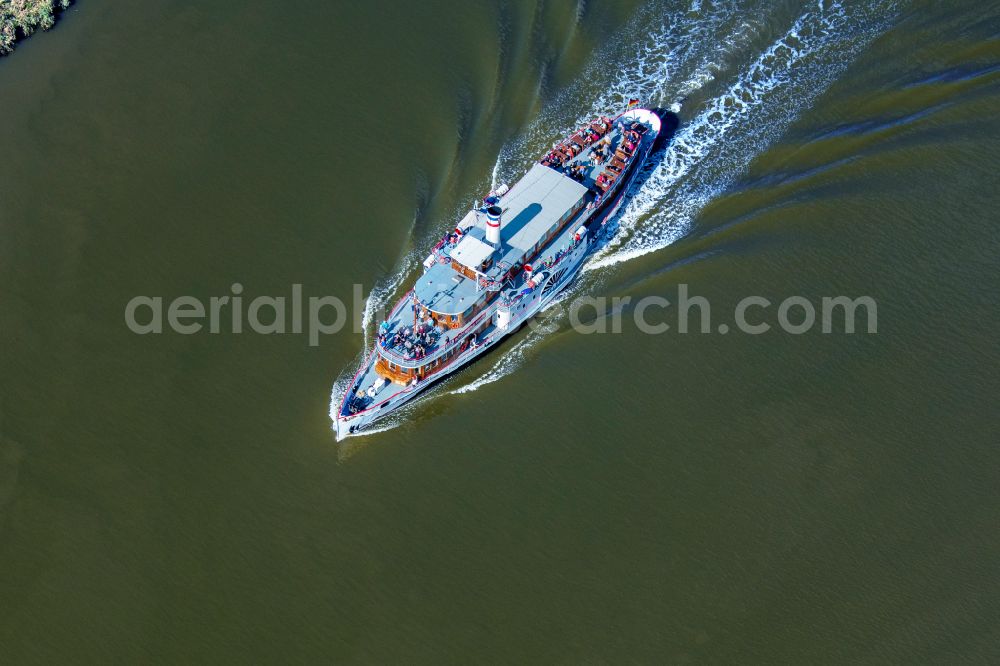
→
(1, 0, 72, 55)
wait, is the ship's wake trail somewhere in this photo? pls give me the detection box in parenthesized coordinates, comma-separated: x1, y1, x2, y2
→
(331, 0, 900, 436)
(491, 0, 754, 186)
(587, 0, 899, 269)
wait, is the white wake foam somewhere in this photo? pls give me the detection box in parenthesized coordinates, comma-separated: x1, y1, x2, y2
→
(587, 0, 898, 270)
(360, 252, 417, 350)
(490, 0, 752, 185)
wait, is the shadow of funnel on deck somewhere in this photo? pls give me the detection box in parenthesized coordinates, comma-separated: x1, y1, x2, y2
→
(500, 202, 542, 241)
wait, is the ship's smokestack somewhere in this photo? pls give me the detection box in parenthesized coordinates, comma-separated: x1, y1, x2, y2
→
(485, 205, 502, 248)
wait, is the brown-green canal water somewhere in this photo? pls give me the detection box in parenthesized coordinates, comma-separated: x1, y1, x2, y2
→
(2, 0, 999, 662)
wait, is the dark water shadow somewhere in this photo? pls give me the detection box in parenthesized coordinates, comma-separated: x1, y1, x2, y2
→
(652, 109, 681, 152)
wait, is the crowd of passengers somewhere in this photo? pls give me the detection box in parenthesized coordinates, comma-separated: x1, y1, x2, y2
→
(378, 320, 439, 361)
(541, 117, 647, 189)
(596, 125, 645, 188)
(540, 116, 613, 169)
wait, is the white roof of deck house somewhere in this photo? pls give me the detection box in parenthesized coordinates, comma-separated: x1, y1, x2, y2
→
(471, 164, 589, 258)
(449, 235, 495, 271)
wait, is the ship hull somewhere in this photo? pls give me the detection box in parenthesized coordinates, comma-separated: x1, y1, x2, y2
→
(335, 109, 662, 439)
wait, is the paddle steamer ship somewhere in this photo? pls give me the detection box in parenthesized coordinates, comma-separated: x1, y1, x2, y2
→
(335, 106, 662, 438)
